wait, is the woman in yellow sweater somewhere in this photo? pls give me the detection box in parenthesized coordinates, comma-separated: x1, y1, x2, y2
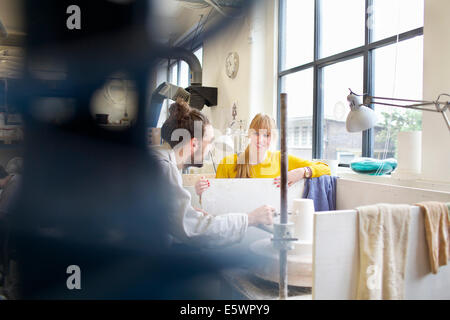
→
(195, 114, 330, 196)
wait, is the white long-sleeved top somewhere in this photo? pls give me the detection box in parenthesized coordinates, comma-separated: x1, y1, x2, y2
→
(151, 144, 248, 248)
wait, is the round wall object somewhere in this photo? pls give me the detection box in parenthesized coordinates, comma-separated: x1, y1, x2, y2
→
(225, 52, 239, 79)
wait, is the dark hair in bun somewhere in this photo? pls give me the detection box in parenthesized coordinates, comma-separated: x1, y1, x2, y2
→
(161, 98, 211, 148)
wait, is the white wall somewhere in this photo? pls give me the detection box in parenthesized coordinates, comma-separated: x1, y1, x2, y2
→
(201, 0, 278, 133)
(422, 0, 450, 183)
(336, 179, 450, 210)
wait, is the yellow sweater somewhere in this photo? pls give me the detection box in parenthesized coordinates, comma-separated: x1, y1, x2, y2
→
(215, 151, 330, 178)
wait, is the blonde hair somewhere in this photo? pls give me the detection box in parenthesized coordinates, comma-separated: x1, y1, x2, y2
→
(235, 114, 276, 178)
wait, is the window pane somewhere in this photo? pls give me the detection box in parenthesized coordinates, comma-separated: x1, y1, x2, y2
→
(373, 36, 423, 159)
(281, 0, 314, 70)
(156, 100, 169, 128)
(319, 0, 365, 58)
(322, 57, 364, 164)
(371, 0, 424, 42)
(194, 46, 203, 67)
(281, 68, 314, 159)
(179, 61, 189, 88)
(170, 63, 178, 85)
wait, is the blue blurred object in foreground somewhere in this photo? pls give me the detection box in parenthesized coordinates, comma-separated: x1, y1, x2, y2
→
(350, 157, 398, 176)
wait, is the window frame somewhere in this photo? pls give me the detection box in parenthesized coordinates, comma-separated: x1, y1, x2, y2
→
(167, 44, 203, 88)
(156, 45, 203, 127)
(277, 0, 424, 162)
(168, 59, 180, 86)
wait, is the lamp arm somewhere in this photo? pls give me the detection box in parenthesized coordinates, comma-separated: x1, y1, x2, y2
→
(439, 103, 450, 131)
(368, 98, 450, 131)
(369, 101, 441, 113)
(437, 94, 450, 112)
(366, 94, 450, 112)
(368, 95, 435, 104)
(350, 89, 448, 107)
(348, 89, 450, 133)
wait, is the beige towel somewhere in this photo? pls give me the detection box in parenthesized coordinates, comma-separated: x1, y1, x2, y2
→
(415, 202, 449, 274)
(447, 203, 450, 222)
(356, 204, 411, 300)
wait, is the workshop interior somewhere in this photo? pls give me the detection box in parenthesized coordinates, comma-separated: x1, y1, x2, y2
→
(0, 0, 449, 300)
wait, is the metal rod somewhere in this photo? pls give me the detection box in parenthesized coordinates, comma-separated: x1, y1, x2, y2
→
(279, 92, 288, 300)
(279, 249, 288, 300)
(280, 93, 288, 224)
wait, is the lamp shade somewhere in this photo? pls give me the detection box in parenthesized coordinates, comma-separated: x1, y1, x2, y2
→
(346, 93, 377, 132)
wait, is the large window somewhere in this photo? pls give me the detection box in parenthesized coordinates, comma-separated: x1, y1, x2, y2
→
(322, 56, 364, 162)
(157, 45, 203, 127)
(278, 0, 424, 163)
(168, 45, 203, 88)
(281, 68, 314, 159)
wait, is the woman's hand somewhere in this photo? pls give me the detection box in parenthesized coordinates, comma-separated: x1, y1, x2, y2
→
(195, 176, 210, 196)
(273, 168, 305, 188)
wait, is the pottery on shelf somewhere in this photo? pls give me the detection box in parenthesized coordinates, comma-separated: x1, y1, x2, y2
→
(350, 157, 397, 176)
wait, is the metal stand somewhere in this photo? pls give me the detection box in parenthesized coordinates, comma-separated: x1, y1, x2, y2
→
(272, 223, 296, 299)
(271, 93, 297, 299)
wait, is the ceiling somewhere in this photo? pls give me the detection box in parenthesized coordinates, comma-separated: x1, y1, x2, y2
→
(0, 0, 247, 44)
(152, 0, 213, 45)
(152, 0, 246, 45)
(0, 0, 247, 78)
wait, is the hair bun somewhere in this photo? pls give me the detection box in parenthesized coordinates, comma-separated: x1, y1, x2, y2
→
(161, 99, 210, 148)
(168, 98, 191, 120)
